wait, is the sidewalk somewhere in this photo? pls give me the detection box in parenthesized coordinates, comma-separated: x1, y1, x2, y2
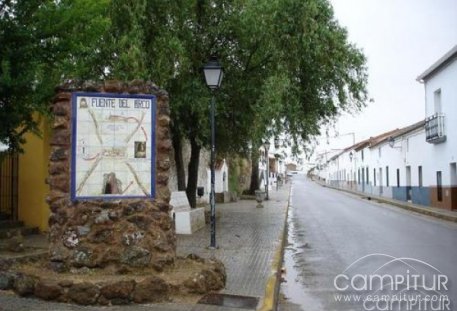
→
(0, 184, 291, 311)
(315, 180, 457, 222)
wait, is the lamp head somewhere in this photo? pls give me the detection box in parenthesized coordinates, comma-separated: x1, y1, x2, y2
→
(203, 56, 224, 90)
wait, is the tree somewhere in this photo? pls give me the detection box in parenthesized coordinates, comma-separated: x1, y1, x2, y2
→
(245, 0, 369, 191)
(105, 0, 368, 205)
(0, 0, 110, 153)
(0, 0, 50, 152)
(1, 0, 367, 206)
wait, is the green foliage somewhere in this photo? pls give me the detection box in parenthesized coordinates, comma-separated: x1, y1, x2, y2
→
(228, 157, 240, 194)
(0, 0, 110, 152)
(0, 0, 367, 170)
(1, 0, 47, 150)
(267, 0, 368, 152)
(227, 156, 251, 195)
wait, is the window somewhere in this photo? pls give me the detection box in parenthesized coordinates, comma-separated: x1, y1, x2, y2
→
(397, 169, 400, 187)
(361, 150, 364, 161)
(418, 166, 423, 187)
(437, 171, 443, 202)
(386, 166, 389, 187)
(378, 147, 381, 158)
(358, 169, 360, 184)
(366, 167, 369, 184)
(373, 168, 376, 186)
(434, 89, 442, 114)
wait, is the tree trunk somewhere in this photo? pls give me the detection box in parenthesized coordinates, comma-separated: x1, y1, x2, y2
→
(171, 130, 186, 191)
(249, 148, 260, 194)
(186, 136, 201, 208)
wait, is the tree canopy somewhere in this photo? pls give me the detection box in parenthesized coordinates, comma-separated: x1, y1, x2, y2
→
(105, 0, 368, 203)
(105, 0, 367, 151)
(0, 0, 110, 151)
(0, 0, 368, 202)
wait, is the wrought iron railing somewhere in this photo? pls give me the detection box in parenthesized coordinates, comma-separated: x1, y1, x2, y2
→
(425, 113, 446, 143)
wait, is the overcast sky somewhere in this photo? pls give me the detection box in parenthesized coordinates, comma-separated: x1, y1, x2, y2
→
(314, 0, 457, 153)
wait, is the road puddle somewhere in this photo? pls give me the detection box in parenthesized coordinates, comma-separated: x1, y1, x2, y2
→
(279, 202, 324, 311)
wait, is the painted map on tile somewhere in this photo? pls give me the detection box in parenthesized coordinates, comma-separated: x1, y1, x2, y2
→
(71, 93, 156, 200)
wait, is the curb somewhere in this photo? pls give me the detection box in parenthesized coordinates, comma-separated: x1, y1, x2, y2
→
(257, 185, 292, 311)
(316, 181, 457, 223)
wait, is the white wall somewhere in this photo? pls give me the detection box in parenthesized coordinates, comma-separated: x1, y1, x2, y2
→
(318, 56, 457, 190)
(325, 124, 454, 189)
(371, 129, 423, 188)
(214, 160, 229, 193)
(422, 59, 457, 186)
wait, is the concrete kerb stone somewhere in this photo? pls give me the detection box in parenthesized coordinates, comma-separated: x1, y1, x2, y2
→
(315, 180, 457, 223)
(257, 185, 292, 311)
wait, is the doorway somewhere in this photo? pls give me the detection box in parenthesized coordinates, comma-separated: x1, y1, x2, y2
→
(450, 163, 456, 209)
(406, 166, 412, 201)
(379, 167, 383, 195)
(0, 153, 19, 221)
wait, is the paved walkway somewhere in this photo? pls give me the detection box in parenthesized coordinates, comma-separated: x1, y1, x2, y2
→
(0, 184, 290, 311)
(316, 180, 457, 222)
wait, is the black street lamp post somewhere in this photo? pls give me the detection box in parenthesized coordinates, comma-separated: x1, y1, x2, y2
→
(263, 141, 270, 200)
(203, 56, 223, 249)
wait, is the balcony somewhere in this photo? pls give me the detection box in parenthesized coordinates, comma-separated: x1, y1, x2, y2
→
(425, 113, 446, 144)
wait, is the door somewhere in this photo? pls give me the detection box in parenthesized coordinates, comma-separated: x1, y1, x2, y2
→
(450, 163, 456, 209)
(406, 166, 412, 201)
(0, 153, 19, 221)
(361, 168, 365, 192)
(379, 167, 383, 195)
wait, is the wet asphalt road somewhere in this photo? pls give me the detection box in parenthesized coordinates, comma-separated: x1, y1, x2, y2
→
(279, 174, 457, 311)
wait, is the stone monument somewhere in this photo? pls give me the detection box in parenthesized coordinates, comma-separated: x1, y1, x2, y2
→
(0, 80, 225, 306)
(47, 80, 175, 272)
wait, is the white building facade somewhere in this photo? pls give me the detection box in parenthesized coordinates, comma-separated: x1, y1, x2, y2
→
(313, 45, 457, 210)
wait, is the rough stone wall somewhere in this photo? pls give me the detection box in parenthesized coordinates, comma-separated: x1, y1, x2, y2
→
(47, 80, 175, 272)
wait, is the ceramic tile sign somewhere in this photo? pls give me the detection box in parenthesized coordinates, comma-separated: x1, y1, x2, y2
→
(71, 92, 156, 200)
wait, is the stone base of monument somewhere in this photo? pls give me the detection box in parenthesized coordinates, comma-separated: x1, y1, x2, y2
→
(0, 254, 225, 305)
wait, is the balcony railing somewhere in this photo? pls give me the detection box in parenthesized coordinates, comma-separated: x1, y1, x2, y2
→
(425, 113, 446, 144)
